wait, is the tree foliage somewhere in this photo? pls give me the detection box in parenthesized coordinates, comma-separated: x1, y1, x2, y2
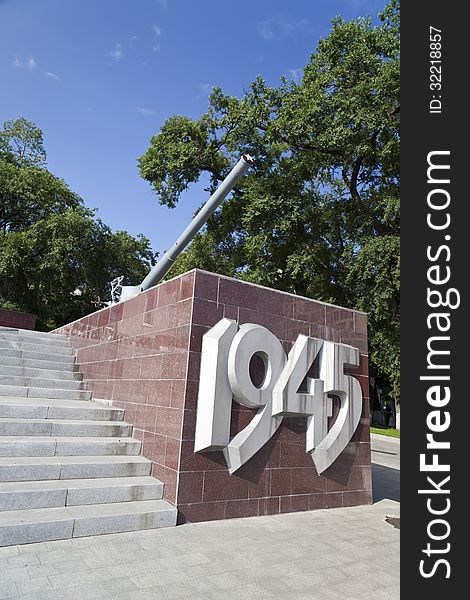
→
(0, 160, 83, 235)
(0, 116, 47, 167)
(0, 117, 156, 330)
(138, 1, 400, 399)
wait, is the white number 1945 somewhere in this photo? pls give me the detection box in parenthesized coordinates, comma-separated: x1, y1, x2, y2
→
(194, 319, 363, 474)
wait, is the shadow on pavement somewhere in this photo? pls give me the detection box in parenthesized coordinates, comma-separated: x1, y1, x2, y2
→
(372, 463, 400, 503)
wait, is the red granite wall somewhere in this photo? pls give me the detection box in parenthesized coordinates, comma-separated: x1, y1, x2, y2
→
(0, 309, 37, 330)
(54, 269, 371, 522)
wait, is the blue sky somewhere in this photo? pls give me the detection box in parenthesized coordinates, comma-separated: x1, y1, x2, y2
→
(0, 0, 385, 255)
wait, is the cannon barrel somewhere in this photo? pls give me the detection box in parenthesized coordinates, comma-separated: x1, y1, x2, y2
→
(120, 154, 253, 301)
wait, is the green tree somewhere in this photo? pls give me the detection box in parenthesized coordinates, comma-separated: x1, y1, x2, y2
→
(0, 209, 154, 329)
(0, 117, 156, 330)
(0, 117, 82, 236)
(0, 116, 47, 167)
(138, 1, 400, 400)
(0, 160, 82, 234)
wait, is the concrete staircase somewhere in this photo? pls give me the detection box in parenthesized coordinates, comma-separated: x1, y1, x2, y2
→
(0, 326, 177, 546)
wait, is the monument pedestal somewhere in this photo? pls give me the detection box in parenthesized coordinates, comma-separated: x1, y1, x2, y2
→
(55, 269, 371, 523)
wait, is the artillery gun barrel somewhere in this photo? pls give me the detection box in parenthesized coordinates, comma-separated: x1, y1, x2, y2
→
(120, 154, 253, 301)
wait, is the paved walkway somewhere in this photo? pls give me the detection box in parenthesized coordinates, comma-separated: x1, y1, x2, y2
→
(371, 433, 400, 504)
(1, 436, 400, 600)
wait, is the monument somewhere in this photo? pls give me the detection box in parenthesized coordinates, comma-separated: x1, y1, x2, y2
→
(54, 156, 371, 523)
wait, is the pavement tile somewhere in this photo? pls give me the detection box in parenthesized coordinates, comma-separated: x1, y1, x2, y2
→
(0, 546, 19, 559)
(26, 563, 61, 579)
(47, 566, 110, 590)
(36, 549, 70, 565)
(19, 591, 77, 600)
(14, 576, 53, 596)
(359, 584, 400, 600)
(6, 554, 40, 569)
(0, 581, 17, 600)
(0, 567, 28, 583)
(208, 582, 278, 600)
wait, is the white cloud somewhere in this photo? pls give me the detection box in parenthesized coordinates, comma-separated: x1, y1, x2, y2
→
(13, 56, 37, 70)
(259, 23, 274, 41)
(108, 43, 123, 61)
(136, 106, 157, 116)
(258, 16, 312, 42)
(156, 0, 167, 8)
(44, 71, 60, 81)
(13, 56, 60, 81)
(152, 24, 161, 51)
(129, 35, 137, 48)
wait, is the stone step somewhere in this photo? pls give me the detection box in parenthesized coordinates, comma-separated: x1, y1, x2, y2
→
(0, 355, 78, 372)
(0, 436, 141, 457)
(0, 397, 124, 421)
(0, 340, 73, 355)
(0, 364, 82, 381)
(0, 329, 178, 543)
(28, 376, 84, 390)
(0, 331, 70, 348)
(0, 375, 83, 391)
(0, 347, 75, 364)
(0, 499, 177, 546)
(0, 326, 66, 340)
(0, 384, 91, 400)
(0, 476, 163, 511)
(0, 418, 132, 437)
(0, 455, 152, 482)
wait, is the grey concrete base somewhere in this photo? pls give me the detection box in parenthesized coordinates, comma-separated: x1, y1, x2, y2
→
(0, 499, 177, 546)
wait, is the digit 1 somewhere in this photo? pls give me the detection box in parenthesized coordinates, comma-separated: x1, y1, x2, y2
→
(194, 318, 238, 452)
